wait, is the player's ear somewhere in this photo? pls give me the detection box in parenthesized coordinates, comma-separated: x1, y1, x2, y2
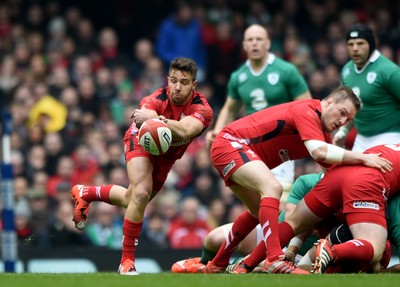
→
(192, 80, 197, 90)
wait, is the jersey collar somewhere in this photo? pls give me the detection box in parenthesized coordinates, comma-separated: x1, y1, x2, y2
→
(246, 53, 276, 76)
(354, 50, 380, 73)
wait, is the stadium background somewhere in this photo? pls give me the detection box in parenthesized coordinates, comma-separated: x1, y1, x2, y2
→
(0, 0, 399, 272)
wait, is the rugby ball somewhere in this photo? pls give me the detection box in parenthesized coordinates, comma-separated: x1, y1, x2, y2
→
(139, 119, 172, 155)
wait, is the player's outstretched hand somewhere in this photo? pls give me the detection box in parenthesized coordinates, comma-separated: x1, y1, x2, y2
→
(362, 153, 392, 173)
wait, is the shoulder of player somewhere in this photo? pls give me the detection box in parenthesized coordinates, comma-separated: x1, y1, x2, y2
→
(289, 98, 318, 108)
(271, 57, 299, 72)
(230, 63, 248, 77)
(341, 60, 353, 72)
(286, 99, 321, 120)
(188, 92, 213, 114)
(192, 92, 211, 106)
(145, 87, 167, 100)
(373, 55, 400, 72)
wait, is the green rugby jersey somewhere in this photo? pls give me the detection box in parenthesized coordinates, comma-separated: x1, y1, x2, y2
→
(278, 173, 324, 256)
(278, 173, 324, 222)
(341, 51, 400, 136)
(387, 195, 400, 256)
(227, 54, 308, 115)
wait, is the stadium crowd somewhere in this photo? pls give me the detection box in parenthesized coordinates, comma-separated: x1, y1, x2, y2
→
(1, 0, 400, 255)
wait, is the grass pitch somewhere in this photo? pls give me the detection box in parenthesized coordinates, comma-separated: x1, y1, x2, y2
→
(1, 273, 400, 287)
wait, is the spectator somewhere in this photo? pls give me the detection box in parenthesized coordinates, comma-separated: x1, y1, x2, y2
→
(130, 38, 155, 81)
(26, 187, 53, 247)
(167, 197, 211, 249)
(46, 156, 75, 197)
(48, 200, 90, 246)
(206, 21, 241, 108)
(156, 2, 206, 82)
(48, 67, 71, 98)
(14, 199, 32, 244)
(95, 67, 117, 104)
(25, 145, 46, 181)
(86, 202, 123, 249)
(43, 132, 68, 176)
(0, 55, 19, 101)
(206, 198, 226, 230)
(27, 95, 68, 133)
(71, 143, 100, 185)
(98, 27, 129, 69)
(141, 212, 170, 249)
(75, 18, 97, 55)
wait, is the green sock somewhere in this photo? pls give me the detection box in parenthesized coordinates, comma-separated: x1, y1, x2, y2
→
(200, 244, 217, 264)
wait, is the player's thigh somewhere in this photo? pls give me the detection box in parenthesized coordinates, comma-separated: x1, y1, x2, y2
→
(285, 199, 324, 234)
(230, 184, 260, 216)
(126, 157, 154, 198)
(231, 160, 282, 198)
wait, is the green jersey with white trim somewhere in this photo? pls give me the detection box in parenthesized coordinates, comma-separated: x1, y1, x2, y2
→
(227, 53, 308, 115)
(278, 172, 324, 256)
(387, 196, 400, 256)
(278, 172, 324, 222)
(341, 51, 400, 136)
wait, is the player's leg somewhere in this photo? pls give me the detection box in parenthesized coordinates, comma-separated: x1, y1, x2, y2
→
(314, 222, 387, 274)
(203, 178, 260, 272)
(71, 183, 128, 230)
(171, 224, 232, 273)
(271, 161, 295, 212)
(118, 156, 154, 275)
(225, 225, 262, 274)
(71, 126, 137, 230)
(172, 221, 260, 274)
(216, 160, 307, 274)
(314, 170, 388, 274)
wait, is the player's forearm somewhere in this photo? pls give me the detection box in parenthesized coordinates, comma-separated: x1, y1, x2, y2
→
(213, 106, 236, 134)
(166, 117, 203, 140)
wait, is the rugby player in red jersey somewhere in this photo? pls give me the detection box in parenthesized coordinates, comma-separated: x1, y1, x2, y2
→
(202, 86, 392, 274)
(71, 57, 213, 275)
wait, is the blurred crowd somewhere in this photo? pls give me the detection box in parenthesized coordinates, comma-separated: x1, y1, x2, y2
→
(1, 0, 399, 250)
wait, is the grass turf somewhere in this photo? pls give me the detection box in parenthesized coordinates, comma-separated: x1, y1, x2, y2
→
(1, 273, 400, 287)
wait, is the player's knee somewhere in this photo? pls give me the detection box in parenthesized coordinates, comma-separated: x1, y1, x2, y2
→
(131, 188, 151, 206)
(204, 226, 225, 250)
(370, 242, 386, 264)
(265, 180, 283, 198)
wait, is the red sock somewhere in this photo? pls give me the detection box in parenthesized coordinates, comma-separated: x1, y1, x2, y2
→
(243, 240, 266, 269)
(121, 219, 143, 264)
(212, 211, 258, 267)
(259, 197, 282, 261)
(80, 185, 112, 203)
(333, 239, 374, 263)
(279, 221, 295, 248)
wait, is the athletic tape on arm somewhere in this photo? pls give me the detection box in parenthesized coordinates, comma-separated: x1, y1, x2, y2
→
(304, 140, 344, 163)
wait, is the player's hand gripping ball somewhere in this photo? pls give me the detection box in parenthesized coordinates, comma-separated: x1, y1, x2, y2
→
(139, 119, 172, 155)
